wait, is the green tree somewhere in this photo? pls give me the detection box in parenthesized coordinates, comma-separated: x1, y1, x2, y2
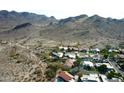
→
(74, 56, 82, 67)
(45, 69, 56, 81)
(77, 71, 83, 82)
(97, 65, 108, 74)
(108, 51, 117, 60)
(106, 71, 122, 79)
(106, 71, 114, 79)
(100, 49, 109, 59)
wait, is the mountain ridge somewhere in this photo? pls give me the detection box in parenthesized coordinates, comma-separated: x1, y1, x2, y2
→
(0, 10, 124, 47)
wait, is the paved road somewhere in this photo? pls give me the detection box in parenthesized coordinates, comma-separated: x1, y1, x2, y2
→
(108, 59, 124, 76)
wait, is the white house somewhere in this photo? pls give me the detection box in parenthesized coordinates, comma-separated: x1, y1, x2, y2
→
(59, 46, 68, 51)
(74, 75, 79, 82)
(92, 54, 101, 60)
(52, 52, 63, 58)
(109, 78, 122, 82)
(64, 52, 76, 59)
(81, 74, 100, 82)
(83, 61, 94, 67)
(100, 74, 108, 82)
(95, 63, 114, 70)
(91, 48, 100, 52)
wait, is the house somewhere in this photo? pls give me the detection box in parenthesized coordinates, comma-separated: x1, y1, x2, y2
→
(81, 54, 89, 58)
(81, 74, 100, 82)
(73, 51, 80, 58)
(74, 75, 79, 82)
(59, 46, 68, 51)
(113, 49, 119, 53)
(72, 47, 79, 51)
(119, 49, 124, 54)
(92, 54, 101, 60)
(80, 48, 89, 53)
(95, 63, 114, 71)
(108, 49, 113, 52)
(109, 49, 119, 53)
(89, 54, 94, 58)
(64, 59, 75, 68)
(117, 54, 124, 59)
(52, 52, 63, 58)
(99, 74, 122, 82)
(56, 71, 75, 82)
(90, 48, 100, 53)
(83, 61, 94, 67)
(94, 48, 100, 52)
(81, 55, 92, 62)
(116, 54, 124, 70)
(64, 52, 76, 59)
(100, 74, 108, 82)
(0, 40, 8, 44)
(108, 78, 122, 82)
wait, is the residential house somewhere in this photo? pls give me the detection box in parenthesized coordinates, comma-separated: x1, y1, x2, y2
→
(72, 47, 79, 51)
(90, 48, 100, 53)
(95, 63, 114, 71)
(108, 78, 122, 82)
(116, 54, 124, 70)
(59, 46, 68, 51)
(117, 54, 124, 60)
(74, 75, 79, 82)
(119, 49, 124, 54)
(109, 49, 119, 53)
(100, 74, 122, 82)
(64, 52, 76, 59)
(80, 48, 89, 53)
(52, 52, 63, 58)
(100, 74, 108, 82)
(81, 55, 92, 62)
(80, 54, 89, 58)
(55, 71, 75, 82)
(81, 74, 100, 82)
(83, 61, 94, 67)
(92, 54, 101, 60)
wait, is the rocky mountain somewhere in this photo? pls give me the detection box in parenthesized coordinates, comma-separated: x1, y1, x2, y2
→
(37, 14, 124, 47)
(0, 10, 57, 32)
(0, 10, 124, 46)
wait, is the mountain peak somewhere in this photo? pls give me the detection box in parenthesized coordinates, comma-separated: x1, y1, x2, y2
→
(90, 14, 103, 19)
(77, 14, 88, 18)
(0, 10, 9, 13)
(0, 10, 57, 24)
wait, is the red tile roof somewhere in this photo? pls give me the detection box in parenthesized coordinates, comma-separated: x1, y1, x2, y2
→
(58, 71, 73, 81)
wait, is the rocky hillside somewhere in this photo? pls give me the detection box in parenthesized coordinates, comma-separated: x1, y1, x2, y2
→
(0, 10, 124, 46)
(0, 42, 47, 82)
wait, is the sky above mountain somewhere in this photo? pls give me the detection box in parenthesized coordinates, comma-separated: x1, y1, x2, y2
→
(0, 0, 124, 19)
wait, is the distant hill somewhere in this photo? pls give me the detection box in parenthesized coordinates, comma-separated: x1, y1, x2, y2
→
(0, 10, 124, 47)
(0, 10, 57, 32)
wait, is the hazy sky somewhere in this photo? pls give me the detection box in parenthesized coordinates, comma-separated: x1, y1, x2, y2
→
(0, 0, 124, 19)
